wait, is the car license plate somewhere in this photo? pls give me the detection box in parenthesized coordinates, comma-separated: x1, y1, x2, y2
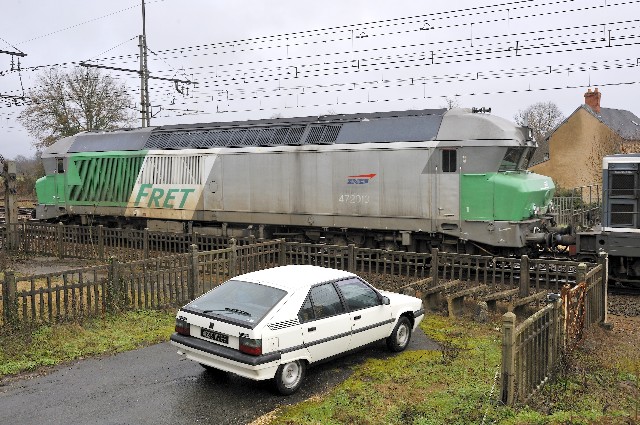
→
(201, 328, 229, 344)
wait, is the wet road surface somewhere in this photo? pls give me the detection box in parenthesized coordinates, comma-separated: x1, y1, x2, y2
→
(0, 328, 438, 425)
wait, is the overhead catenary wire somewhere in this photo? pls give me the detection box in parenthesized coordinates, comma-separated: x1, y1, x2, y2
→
(1, 0, 639, 127)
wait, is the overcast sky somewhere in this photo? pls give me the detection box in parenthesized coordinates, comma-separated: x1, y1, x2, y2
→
(1, 0, 639, 159)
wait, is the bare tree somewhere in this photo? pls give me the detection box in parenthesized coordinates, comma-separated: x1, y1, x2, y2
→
(19, 67, 136, 149)
(514, 101, 564, 143)
(440, 97, 461, 110)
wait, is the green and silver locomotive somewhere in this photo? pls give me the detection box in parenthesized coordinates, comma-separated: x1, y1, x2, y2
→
(36, 108, 556, 255)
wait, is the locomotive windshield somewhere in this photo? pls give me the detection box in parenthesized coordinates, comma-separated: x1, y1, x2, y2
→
(499, 147, 534, 172)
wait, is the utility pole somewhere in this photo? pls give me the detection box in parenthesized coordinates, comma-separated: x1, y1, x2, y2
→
(80, 0, 195, 127)
(139, 0, 151, 127)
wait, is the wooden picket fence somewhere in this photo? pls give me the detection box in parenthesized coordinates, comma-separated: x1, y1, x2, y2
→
(1, 222, 248, 261)
(2, 234, 602, 329)
(500, 261, 608, 406)
(0, 223, 609, 408)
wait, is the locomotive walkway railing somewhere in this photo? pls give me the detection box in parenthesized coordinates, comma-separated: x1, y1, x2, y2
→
(552, 184, 601, 228)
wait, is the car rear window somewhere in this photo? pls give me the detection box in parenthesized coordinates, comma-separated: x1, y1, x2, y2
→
(186, 280, 287, 325)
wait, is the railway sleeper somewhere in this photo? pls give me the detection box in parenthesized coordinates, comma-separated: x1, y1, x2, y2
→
(422, 279, 463, 311)
(446, 284, 489, 318)
(480, 288, 519, 311)
(509, 291, 548, 316)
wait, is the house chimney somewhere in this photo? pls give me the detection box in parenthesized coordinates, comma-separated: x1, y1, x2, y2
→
(584, 87, 601, 113)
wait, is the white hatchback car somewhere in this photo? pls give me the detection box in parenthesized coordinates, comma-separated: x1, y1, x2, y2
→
(170, 265, 425, 394)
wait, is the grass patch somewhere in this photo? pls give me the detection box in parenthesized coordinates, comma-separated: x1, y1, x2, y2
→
(265, 315, 639, 425)
(0, 309, 175, 378)
(268, 315, 505, 425)
(1, 308, 638, 424)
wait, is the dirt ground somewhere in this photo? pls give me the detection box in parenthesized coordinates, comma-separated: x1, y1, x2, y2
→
(600, 314, 640, 354)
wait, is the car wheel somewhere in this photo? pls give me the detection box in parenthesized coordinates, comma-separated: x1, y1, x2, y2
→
(386, 316, 412, 352)
(273, 359, 306, 395)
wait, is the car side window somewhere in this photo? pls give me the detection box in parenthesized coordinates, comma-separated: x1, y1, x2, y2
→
(336, 278, 381, 311)
(309, 283, 344, 319)
(298, 296, 314, 323)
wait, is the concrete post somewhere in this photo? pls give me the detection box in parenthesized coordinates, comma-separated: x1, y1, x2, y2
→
(108, 257, 120, 313)
(519, 255, 530, 297)
(598, 251, 609, 325)
(98, 225, 105, 261)
(279, 239, 286, 266)
(229, 238, 237, 278)
(56, 222, 65, 259)
(430, 248, 439, 288)
(577, 263, 587, 285)
(348, 244, 356, 273)
(143, 228, 150, 259)
(501, 311, 516, 405)
(190, 244, 201, 300)
(2, 270, 17, 325)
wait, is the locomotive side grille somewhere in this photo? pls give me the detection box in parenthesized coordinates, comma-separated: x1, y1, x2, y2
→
(145, 124, 328, 149)
(284, 127, 305, 145)
(610, 203, 635, 226)
(304, 124, 342, 144)
(256, 128, 276, 145)
(228, 129, 245, 147)
(139, 155, 203, 185)
(68, 155, 145, 204)
(610, 173, 636, 197)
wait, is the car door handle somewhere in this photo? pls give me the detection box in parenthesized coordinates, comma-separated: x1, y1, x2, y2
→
(354, 315, 361, 320)
(308, 327, 316, 332)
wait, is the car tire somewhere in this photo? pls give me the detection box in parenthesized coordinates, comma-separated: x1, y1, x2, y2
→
(273, 359, 306, 395)
(386, 316, 412, 352)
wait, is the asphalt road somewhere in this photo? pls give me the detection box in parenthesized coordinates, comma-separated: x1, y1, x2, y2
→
(0, 329, 439, 425)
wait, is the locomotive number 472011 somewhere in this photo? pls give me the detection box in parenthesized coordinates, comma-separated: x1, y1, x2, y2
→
(338, 194, 370, 204)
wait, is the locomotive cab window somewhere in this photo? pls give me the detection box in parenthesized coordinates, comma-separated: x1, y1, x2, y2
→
(442, 149, 457, 173)
(56, 158, 64, 174)
(499, 147, 530, 172)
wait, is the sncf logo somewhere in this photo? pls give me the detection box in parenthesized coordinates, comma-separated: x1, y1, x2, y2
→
(347, 173, 376, 185)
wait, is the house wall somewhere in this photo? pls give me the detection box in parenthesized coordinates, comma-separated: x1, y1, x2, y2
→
(529, 108, 622, 190)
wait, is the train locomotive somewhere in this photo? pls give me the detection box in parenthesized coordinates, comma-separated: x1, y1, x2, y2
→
(576, 154, 640, 283)
(35, 108, 558, 256)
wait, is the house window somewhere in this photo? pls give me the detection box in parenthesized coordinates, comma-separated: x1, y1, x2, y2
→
(442, 149, 457, 173)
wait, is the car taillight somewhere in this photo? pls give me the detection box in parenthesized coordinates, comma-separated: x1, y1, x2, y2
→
(239, 336, 262, 356)
(175, 317, 190, 336)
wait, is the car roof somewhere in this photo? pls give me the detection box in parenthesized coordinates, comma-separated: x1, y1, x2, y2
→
(234, 265, 355, 291)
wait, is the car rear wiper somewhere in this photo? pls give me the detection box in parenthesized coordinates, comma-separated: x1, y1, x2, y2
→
(223, 307, 251, 316)
(201, 307, 251, 317)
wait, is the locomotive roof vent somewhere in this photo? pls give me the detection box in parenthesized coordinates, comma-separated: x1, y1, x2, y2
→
(144, 125, 313, 149)
(471, 107, 492, 114)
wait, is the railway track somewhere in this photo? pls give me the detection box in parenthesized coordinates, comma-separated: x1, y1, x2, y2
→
(0, 205, 35, 222)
